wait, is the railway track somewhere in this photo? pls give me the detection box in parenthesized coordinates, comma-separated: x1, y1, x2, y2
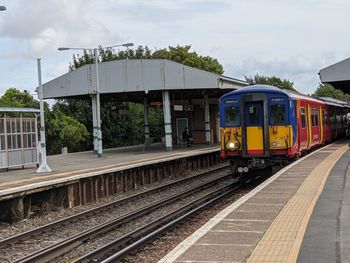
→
(0, 165, 230, 262)
(75, 180, 240, 263)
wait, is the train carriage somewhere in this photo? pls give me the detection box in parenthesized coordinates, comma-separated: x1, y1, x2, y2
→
(219, 85, 349, 176)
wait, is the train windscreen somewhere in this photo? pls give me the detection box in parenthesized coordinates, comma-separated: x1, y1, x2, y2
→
(270, 104, 286, 125)
(224, 106, 240, 126)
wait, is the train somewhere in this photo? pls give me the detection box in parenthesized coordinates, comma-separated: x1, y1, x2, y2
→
(219, 84, 350, 178)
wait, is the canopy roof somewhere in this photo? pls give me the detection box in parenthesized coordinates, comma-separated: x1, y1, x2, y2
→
(42, 59, 248, 102)
(319, 58, 350, 93)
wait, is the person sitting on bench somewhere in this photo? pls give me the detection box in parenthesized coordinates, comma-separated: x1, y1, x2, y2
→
(182, 127, 193, 147)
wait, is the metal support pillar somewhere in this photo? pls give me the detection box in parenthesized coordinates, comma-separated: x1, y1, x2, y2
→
(162, 90, 172, 151)
(144, 97, 150, 141)
(36, 58, 51, 173)
(94, 48, 103, 158)
(91, 95, 98, 154)
(204, 94, 211, 145)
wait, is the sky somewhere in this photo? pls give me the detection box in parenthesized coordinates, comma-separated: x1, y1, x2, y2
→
(0, 0, 349, 98)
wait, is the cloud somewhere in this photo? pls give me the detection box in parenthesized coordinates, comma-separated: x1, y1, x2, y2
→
(0, 0, 349, 96)
(224, 54, 341, 94)
(0, 0, 117, 58)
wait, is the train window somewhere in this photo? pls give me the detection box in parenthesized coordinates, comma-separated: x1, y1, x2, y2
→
(323, 110, 327, 125)
(248, 105, 260, 125)
(224, 107, 240, 126)
(270, 104, 286, 125)
(301, 107, 306, 128)
(311, 108, 318, 127)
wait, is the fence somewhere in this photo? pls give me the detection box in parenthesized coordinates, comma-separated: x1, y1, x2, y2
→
(0, 108, 40, 170)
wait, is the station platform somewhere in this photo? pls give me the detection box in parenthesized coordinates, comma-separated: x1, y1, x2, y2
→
(159, 141, 350, 263)
(0, 144, 219, 193)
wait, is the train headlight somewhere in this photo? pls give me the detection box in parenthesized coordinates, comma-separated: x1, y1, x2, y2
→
(228, 142, 240, 149)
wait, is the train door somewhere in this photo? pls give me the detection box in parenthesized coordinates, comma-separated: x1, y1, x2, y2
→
(244, 102, 264, 155)
(299, 103, 308, 150)
(319, 106, 324, 144)
(309, 105, 320, 146)
(306, 104, 312, 148)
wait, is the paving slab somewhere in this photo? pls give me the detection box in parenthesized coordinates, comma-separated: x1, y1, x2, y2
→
(174, 244, 253, 262)
(212, 220, 271, 232)
(197, 231, 262, 245)
(236, 203, 284, 213)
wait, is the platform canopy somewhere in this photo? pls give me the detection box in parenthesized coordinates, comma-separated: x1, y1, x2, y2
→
(319, 57, 350, 93)
(42, 59, 248, 101)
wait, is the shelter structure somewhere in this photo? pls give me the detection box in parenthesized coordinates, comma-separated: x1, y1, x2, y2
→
(0, 107, 40, 170)
(319, 57, 350, 93)
(42, 59, 248, 154)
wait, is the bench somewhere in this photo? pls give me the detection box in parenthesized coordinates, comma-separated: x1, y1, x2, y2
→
(177, 136, 187, 147)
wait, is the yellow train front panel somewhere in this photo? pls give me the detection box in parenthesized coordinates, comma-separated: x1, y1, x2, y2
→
(221, 127, 242, 152)
(246, 126, 264, 155)
(269, 125, 293, 150)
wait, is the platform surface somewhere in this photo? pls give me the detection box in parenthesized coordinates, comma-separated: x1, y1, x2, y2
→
(0, 144, 219, 192)
(159, 141, 349, 263)
(297, 148, 350, 263)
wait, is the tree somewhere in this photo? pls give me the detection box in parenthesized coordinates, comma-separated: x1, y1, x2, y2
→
(69, 45, 224, 75)
(0, 88, 39, 108)
(245, 74, 296, 91)
(46, 110, 90, 154)
(312, 83, 347, 101)
(0, 87, 91, 155)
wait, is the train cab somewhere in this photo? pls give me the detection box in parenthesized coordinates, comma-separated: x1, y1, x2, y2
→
(220, 85, 297, 171)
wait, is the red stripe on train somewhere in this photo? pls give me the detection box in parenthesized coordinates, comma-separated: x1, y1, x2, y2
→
(247, 149, 264, 155)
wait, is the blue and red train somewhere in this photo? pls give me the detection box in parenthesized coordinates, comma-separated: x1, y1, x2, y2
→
(219, 85, 349, 175)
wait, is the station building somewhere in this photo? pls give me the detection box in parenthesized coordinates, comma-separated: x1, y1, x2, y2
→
(42, 59, 248, 153)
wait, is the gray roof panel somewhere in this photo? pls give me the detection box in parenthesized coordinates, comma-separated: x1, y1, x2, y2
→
(319, 58, 350, 93)
(42, 59, 248, 99)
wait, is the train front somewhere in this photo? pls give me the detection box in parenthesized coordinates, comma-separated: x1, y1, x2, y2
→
(219, 85, 296, 176)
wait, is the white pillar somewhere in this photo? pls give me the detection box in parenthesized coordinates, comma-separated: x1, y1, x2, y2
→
(162, 90, 172, 151)
(94, 48, 103, 158)
(91, 95, 98, 154)
(204, 94, 211, 145)
(36, 58, 52, 173)
(144, 97, 150, 141)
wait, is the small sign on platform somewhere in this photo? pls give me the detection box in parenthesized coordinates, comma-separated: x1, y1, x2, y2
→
(174, 105, 184, 111)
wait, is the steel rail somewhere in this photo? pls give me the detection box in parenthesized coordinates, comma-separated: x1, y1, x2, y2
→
(15, 173, 232, 263)
(0, 164, 229, 248)
(77, 180, 239, 263)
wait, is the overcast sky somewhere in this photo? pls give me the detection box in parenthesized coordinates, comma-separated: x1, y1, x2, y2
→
(0, 0, 349, 97)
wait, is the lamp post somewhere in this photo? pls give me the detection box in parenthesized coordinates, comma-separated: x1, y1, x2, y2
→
(58, 43, 134, 158)
(36, 58, 52, 173)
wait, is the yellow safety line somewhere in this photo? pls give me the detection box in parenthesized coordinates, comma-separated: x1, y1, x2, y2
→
(286, 145, 347, 262)
(247, 143, 348, 262)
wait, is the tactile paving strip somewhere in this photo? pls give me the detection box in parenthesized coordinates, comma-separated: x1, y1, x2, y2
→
(247, 144, 349, 263)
